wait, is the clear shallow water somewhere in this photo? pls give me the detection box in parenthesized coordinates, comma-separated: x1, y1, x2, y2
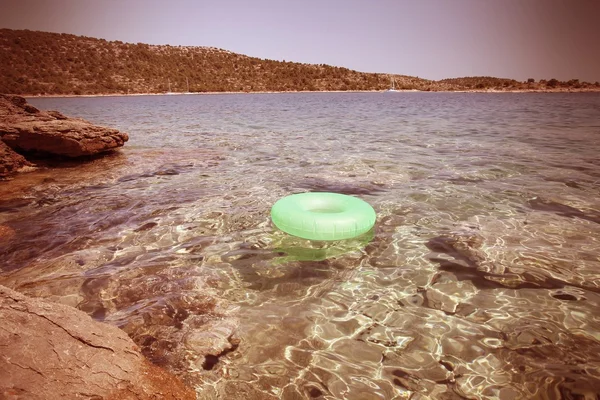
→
(2, 92, 600, 399)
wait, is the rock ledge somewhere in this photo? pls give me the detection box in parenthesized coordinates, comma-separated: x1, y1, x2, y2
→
(0, 94, 128, 178)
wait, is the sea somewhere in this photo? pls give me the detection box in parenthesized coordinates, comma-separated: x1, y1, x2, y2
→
(2, 92, 600, 399)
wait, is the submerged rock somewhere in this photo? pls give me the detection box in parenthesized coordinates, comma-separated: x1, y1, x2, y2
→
(0, 285, 195, 400)
(0, 94, 128, 177)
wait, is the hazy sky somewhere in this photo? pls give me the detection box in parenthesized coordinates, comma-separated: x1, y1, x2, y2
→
(2, 0, 599, 82)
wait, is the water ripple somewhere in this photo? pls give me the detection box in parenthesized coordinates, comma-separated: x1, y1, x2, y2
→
(1, 92, 599, 398)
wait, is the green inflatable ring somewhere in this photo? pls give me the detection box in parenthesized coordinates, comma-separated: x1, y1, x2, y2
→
(271, 192, 376, 241)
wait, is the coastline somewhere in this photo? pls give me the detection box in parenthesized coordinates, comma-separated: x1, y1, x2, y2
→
(20, 87, 600, 99)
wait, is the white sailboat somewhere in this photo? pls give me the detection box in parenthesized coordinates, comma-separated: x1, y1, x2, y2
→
(385, 76, 398, 92)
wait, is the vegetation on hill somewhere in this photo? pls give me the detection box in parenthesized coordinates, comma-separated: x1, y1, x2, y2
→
(1, 29, 598, 96)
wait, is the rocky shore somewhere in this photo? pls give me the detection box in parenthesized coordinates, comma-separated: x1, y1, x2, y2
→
(0, 94, 128, 178)
(0, 96, 202, 397)
(0, 285, 196, 399)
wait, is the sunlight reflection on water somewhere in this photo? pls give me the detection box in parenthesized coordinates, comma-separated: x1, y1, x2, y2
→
(1, 92, 600, 398)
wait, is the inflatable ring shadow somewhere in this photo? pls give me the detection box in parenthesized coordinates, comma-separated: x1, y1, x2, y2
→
(270, 228, 375, 264)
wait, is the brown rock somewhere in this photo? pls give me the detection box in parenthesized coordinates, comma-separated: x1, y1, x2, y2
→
(0, 285, 196, 400)
(0, 224, 15, 240)
(0, 140, 33, 178)
(0, 94, 128, 158)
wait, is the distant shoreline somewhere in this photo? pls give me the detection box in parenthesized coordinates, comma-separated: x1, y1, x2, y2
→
(20, 88, 600, 99)
(4, 29, 600, 98)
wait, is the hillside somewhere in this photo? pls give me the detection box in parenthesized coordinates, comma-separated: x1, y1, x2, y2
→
(0, 29, 427, 95)
(1, 29, 598, 95)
